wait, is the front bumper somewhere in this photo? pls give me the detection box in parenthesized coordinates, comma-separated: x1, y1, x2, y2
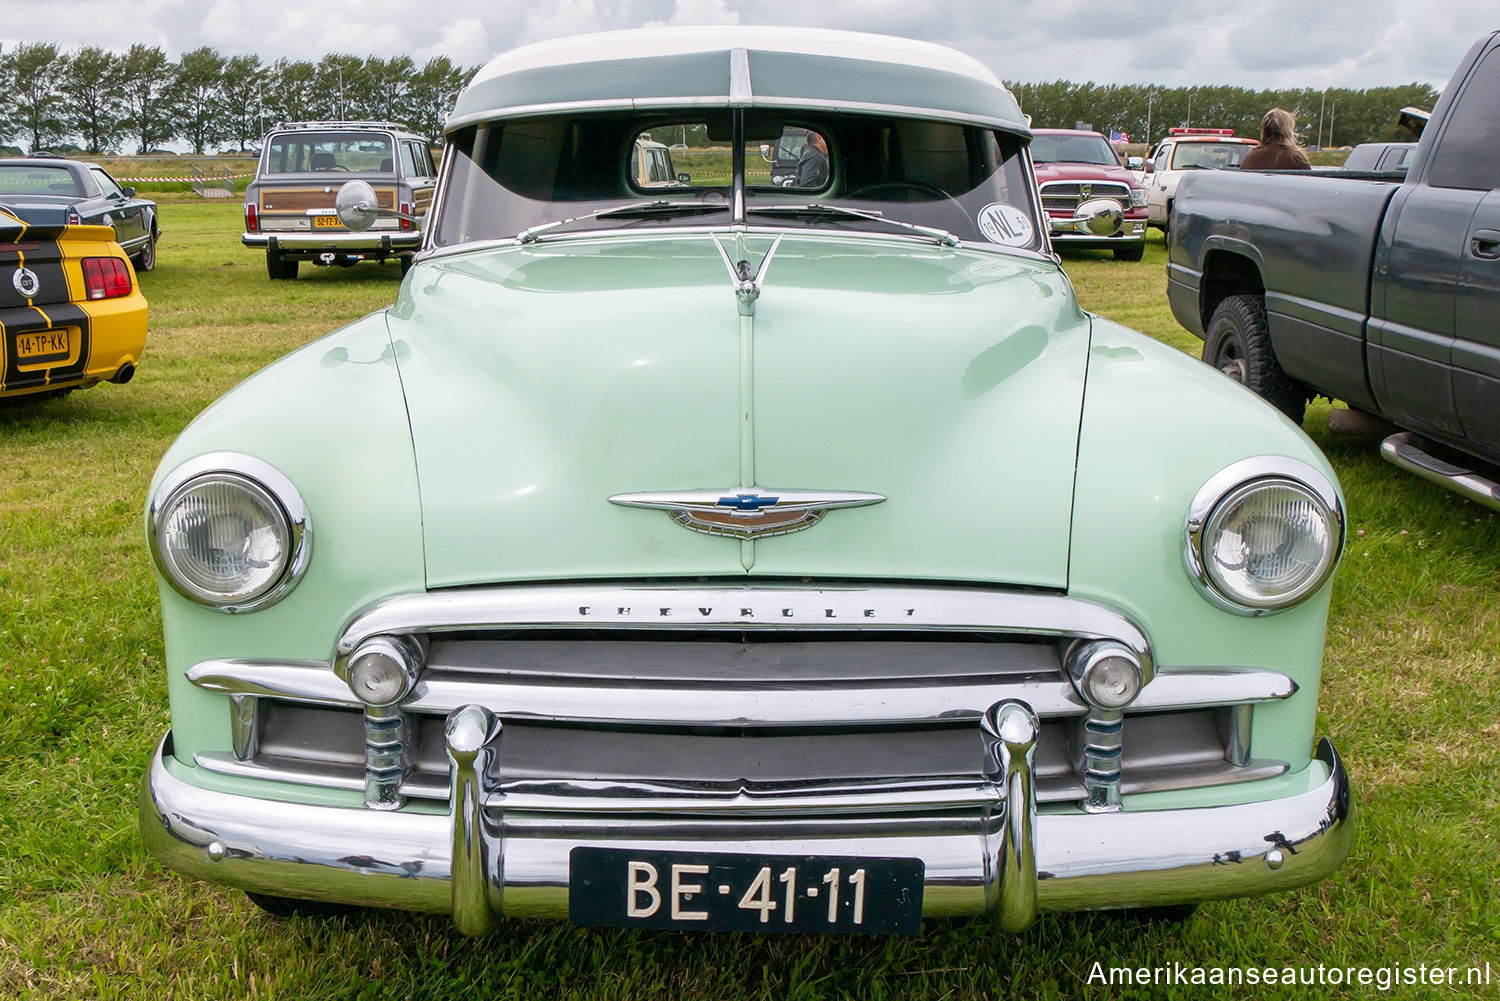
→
(242, 232, 422, 254)
(141, 717, 1353, 934)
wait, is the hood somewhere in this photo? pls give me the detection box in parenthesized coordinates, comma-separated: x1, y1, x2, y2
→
(1032, 162, 1140, 188)
(387, 232, 1091, 589)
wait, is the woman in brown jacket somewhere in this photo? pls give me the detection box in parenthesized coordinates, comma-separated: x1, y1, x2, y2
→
(1240, 108, 1312, 170)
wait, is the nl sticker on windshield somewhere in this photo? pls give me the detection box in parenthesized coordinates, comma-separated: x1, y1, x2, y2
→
(977, 203, 1034, 246)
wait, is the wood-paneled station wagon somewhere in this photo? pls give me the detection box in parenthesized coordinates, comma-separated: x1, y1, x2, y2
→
(142, 27, 1353, 936)
(241, 121, 436, 279)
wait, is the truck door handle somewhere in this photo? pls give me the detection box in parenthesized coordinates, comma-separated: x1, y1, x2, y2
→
(1471, 230, 1500, 259)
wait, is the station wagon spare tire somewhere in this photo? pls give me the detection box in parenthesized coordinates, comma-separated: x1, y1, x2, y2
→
(1203, 294, 1307, 423)
(266, 250, 298, 281)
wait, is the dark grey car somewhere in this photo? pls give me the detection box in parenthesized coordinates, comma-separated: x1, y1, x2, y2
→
(0, 158, 160, 271)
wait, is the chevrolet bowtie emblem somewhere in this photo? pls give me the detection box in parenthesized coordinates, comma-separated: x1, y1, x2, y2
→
(609, 487, 885, 539)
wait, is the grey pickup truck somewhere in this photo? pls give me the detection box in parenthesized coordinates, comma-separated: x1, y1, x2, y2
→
(1168, 31, 1500, 510)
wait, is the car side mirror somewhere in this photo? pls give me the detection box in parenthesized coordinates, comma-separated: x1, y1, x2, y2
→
(122, 186, 136, 198)
(335, 180, 420, 231)
(677, 173, 691, 184)
(1126, 157, 1143, 171)
(1144, 159, 1155, 173)
(759, 143, 773, 162)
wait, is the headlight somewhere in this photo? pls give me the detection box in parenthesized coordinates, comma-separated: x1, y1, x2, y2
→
(1185, 458, 1343, 615)
(1129, 188, 1148, 207)
(149, 453, 311, 612)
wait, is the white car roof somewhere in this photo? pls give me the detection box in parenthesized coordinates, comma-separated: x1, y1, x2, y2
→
(448, 26, 1025, 134)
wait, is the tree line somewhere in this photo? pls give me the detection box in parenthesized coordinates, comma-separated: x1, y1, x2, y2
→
(0, 40, 1443, 156)
(0, 42, 475, 155)
(1008, 80, 1442, 149)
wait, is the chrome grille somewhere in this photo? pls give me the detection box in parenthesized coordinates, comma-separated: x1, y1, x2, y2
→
(1040, 181, 1132, 213)
(187, 584, 1293, 815)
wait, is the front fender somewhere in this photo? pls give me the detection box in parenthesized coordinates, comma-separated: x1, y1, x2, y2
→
(147, 312, 426, 764)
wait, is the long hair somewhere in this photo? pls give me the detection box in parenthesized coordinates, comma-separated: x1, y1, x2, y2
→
(1260, 108, 1299, 146)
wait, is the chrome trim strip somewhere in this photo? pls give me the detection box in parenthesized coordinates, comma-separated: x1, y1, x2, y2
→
(229, 695, 258, 761)
(728, 47, 752, 105)
(332, 585, 1155, 672)
(142, 735, 1353, 923)
(190, 751, 1288, 812)
(189, 660, 1296, 729)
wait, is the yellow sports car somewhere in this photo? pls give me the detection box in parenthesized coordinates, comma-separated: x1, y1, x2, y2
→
(0, 206, 147, 400)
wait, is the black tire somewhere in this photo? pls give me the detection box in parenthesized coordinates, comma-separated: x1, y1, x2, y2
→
(134, 230, 157, 272)
(1113, 241, 1145, 262)
(399, 255, 414, 276)
(266, 250, 298, 281)
(1203, 294, 1307, 423)
(245, 892, 365, 919)
(1160, 200, 1172, 235)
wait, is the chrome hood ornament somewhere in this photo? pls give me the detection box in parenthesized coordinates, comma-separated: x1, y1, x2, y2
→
(609, 486, 884, 539)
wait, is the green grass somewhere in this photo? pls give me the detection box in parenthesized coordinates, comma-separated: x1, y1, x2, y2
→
(1, 203, 1497, 1000)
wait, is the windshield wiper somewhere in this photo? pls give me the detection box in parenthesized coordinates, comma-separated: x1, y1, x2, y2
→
(516, 200, 729, 244)
(745, 203, 960, 247)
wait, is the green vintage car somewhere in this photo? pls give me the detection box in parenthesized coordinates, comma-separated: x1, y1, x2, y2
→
(140, 27, 1352, 936)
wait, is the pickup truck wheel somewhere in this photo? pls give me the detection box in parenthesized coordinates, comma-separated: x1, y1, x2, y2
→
(1113, 241, 1145, 262)
(134, 230, 158, 272)
(1204, 294, 1307, 423)
(266, 251, 298, 281)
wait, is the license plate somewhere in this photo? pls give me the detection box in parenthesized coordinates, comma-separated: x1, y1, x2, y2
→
(569, 847, 924, 934)
(312, 215, 342, 229)
(16, 329, 70, 363)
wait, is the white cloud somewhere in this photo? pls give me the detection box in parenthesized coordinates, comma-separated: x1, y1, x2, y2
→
(644, 0, 741, 28)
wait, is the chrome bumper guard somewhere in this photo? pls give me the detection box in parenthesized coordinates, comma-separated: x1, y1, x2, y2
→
(141, 713, 1352, 935)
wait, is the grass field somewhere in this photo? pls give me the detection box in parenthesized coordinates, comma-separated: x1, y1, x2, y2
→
(1, 196, 1497, 1000)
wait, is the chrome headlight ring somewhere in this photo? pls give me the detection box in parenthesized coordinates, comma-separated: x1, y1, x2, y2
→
(148, 452, 312, 614)
(1184, 456, 1344, 616)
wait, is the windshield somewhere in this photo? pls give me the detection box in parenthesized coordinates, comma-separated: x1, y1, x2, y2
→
(0, 165, 83, 196)
(1169, 142, 1251, 169)
(1030, 135, 1119, 166)
(263, 132, 395, 174)
(433, 110, 1040, 251)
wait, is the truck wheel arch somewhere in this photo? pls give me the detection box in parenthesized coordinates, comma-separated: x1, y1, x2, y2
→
(1199, 247, 1266, 332)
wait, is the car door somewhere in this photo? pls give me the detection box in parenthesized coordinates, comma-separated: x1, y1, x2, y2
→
(1144, 141, 1173, 222)
(401, 140, 436, 216)
(1371, 42, 1500, 444)
(88, 166, 147, 249)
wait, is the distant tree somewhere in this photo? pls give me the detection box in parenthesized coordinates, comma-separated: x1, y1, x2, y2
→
(363, 55, 415, 124)
(120, 44, 178, 152)
(406, 56, 471, 143)
(175, 46, 227, 154)
(263, 59, 320, 125)
(62, 46, 127, 153)
(316, 53, 365, 120)
(7, 42, 70, 152)
(219, 54, 268, 150)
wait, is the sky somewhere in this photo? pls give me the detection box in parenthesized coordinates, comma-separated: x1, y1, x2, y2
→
(5, 0, 1497, 90)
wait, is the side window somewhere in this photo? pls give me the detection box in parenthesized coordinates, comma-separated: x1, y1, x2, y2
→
(91, 168, 124, 198)
(1427, 49, 1500, 190)
(400, 141, 421, 177)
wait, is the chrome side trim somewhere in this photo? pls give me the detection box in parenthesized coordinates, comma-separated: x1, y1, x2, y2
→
(141, 735, 1353, 924)
(332, 585, 1155, 674)
(189, 659, 1294, 729)
(1380, 431, 1500, 511)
